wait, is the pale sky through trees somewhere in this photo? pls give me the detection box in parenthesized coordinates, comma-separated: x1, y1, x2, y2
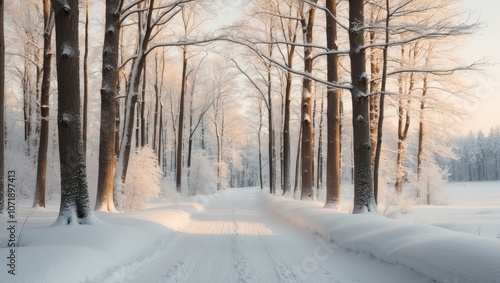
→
(215, 0, 500, 135)
(460, 0, 500, 134)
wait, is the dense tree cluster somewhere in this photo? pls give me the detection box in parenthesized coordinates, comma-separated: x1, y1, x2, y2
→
(0, 0, 486, 220)
(449, 127, 500, 182)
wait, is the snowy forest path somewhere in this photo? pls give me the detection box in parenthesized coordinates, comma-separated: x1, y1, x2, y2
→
(99, 188, 431, 283)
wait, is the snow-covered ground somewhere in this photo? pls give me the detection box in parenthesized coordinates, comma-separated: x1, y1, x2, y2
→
(0, 182, 499, 283)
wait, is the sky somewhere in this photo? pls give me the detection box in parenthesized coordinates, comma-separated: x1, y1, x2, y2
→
(458, 0, 500, 134)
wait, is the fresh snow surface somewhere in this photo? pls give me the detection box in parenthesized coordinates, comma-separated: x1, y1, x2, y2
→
(1, 182, 499, 283)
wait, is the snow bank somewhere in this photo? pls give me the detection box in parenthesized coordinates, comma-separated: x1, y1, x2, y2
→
(0, 193, 221, 283)
(262, 194, 500, 283)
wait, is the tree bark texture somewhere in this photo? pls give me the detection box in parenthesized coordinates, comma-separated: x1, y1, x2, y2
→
(299, 1, 317, 200)
(349, 0, 377, 213)
(95, 0, 120, 212)
(176, 46, 188, 193)
(51, 0, 94, 224)
(82, 0, 89, 154)
(34, 0, 54, 208)
(325, 0, 341, 208)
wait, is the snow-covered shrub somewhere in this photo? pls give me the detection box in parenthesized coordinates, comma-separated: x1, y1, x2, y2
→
(377, 172, 415, 217)
(415, 160, 449, 205)
(188, 151, 218, 195)
(123, 147, 161, 210)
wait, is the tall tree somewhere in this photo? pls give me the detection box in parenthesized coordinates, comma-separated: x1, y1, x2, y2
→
(348, 0, 378, 213)
(299, 0, 317, 200)
(324, 0, 342, 208)
(33, 0, 54, 208)
(95, 0, 122, 212)
(176, 43, 188, 192)
(82, 0, 89, 154)
(275, 0, 299, 197)
(114, 0, 156, 209)
(51, 0, 95, 224)
(372, 0, 390, 203)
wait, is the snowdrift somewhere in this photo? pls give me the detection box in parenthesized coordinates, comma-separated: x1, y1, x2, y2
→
(261, 194, 500, 283)
(0, 194, 217, 283)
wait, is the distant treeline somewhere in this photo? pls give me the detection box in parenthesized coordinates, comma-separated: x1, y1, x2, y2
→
(449, 126, 500, 182)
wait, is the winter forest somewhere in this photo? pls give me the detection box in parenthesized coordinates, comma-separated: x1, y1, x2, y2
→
(0, 0, 500, 282)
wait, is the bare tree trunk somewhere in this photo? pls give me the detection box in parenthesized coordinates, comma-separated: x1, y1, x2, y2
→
(395, 46, 415, 196)
(0, 0, 4, 213)
(95, 0, 121, 212)
(349, 0, 377, 213)
(258, 101, 264, 190)
(299, 1, 317, 200)
(282, 67, 293, 195)
(416, 74, 427, 193)
(282, 32, 297, 197)
(158, 102, 163, 168)
(187, 93, 194, 195)
(153, 51, 164, 154)
(114, 1, 154, 210)
(214, 119, 222, 191)
(267, 59, 275, 195)
(293, 124, 302, 197)
(51, 0, 94, 224)
(23, 46, 33, 157)
(316, 91, 324, 197)
(417, 47, 431, 195)
(368, 4, 381, 168)
(33, 1, 54, 208)
(373, 0, 390, 203)
(82, 0, 89, 155)
(176, 46, 188, 193)
(140, 61, 147, 147)
(324, 0, 341, 208)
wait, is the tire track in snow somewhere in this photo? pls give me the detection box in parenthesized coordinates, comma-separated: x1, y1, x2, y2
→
(229, 206, 254, 283)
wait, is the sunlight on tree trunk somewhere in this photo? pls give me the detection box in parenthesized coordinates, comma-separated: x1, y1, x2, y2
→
(33, 0, 54, 209)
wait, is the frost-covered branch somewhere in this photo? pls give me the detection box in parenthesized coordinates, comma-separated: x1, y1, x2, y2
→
(223, 37, 351, 90)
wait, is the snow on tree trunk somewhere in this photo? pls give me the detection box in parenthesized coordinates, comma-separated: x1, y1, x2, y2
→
(95, 0, 120, 212)
(299, 1, 317, 200)
(348, 0, 378, 214)
(176, 46, 188, 193)
(51, 0, 96, 225)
